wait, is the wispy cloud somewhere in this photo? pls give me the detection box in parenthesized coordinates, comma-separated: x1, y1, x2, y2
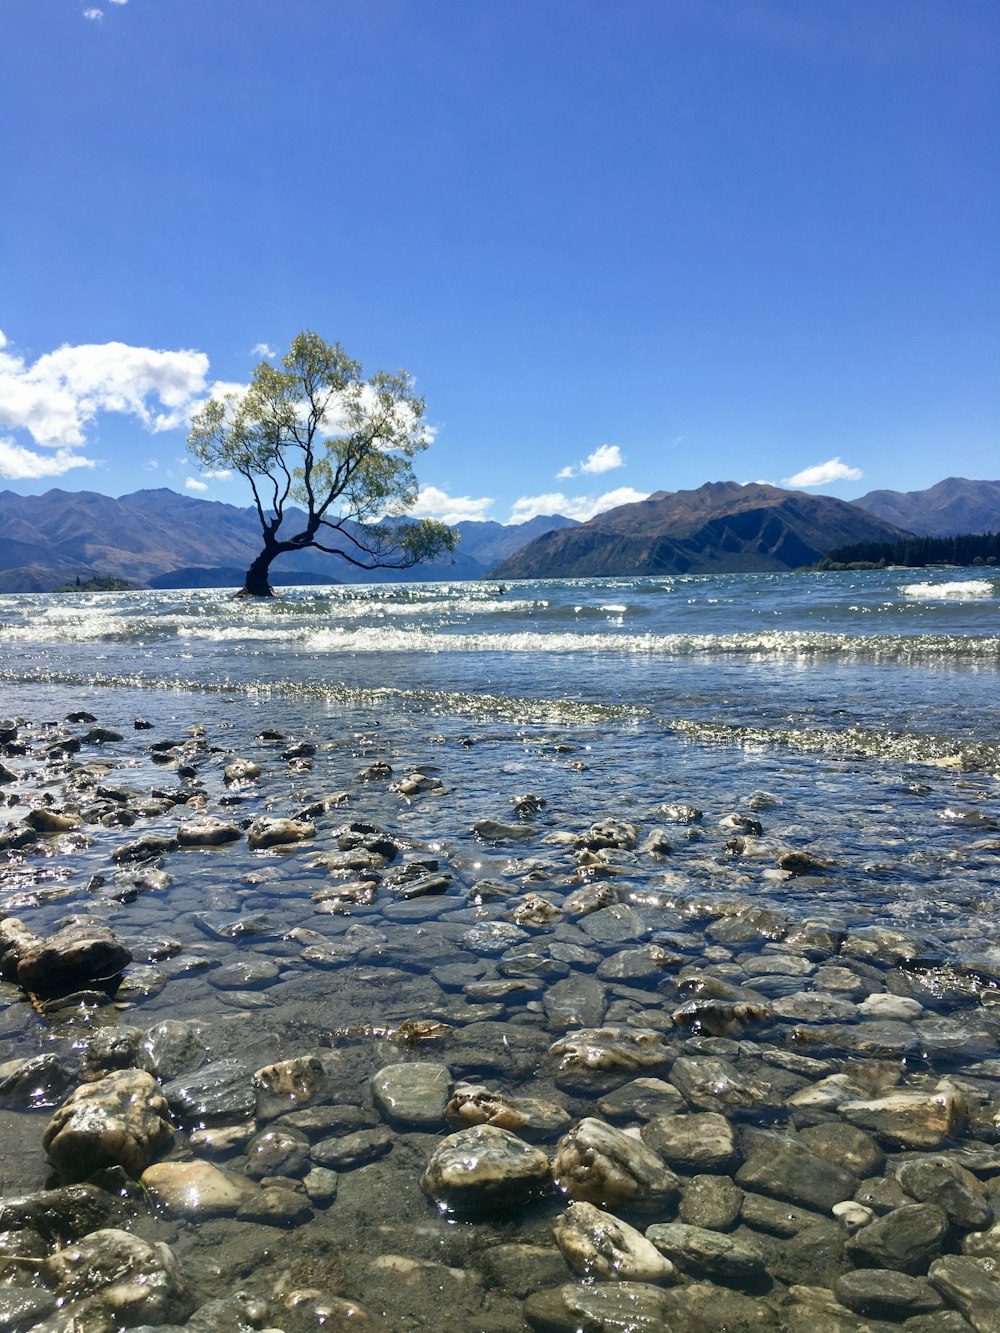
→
(413, 485, 493, 525)
(782, 457, 863, 488)
(83, 7, 104, 19)
(202, 468, 232, 481)
(185, 477, 208, 492)
(557, 443, 624, 480)
(251, 342, 277, 360)
(510, 486, 648, 524)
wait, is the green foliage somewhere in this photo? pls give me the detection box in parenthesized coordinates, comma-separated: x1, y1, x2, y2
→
(188, 331, 455, 589)
(57, 574, 135, 592)
(817, 531, 1000, 570)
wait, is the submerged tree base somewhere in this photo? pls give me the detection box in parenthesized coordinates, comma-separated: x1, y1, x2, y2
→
(234, 584, 277, 599)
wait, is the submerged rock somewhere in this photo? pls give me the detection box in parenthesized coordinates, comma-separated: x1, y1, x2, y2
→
(43, 1070, 173, 1179)
(445, 1085, 572, 1140)
(524, 1281, 702, 1333)
(372, 1062, 451, 1128)
(141, 1161, 251, 1217)
(45, 1228, 190, 1326)
(554, 1201, 675, 1282)
(16, 925, 131, 997)
(421, 1125, 552, 1214)
(553, 1117, 680, 1213)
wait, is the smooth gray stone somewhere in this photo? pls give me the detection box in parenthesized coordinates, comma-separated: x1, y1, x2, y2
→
(670, 1054, 779, 1113)
(524, 1281, 701, 1333)
(598, 1078, 686, 1123)
(798, 1122, 885, 1178)
(371, 1062, 451, 1128)
(578, 904, 648, 944)
(642, 1111, 737, 1173)
(207, 957, 280, 989)
(461, 921, 529, 954)
(929, 1255, 1000, 1331)
(138, 1020, 207, 1081)
(846, 1203, 949, 1274)
(833, 1269, 944, 1318)
(245, 1126, 311, 1179)
(645, 1221, 766, 1281)
(543, 974, 607, 1030)
(896, 1155, 993, 1230)
(311, 1128, 393, 1169)
(680, 1174, 744, 1231)
(163, 1060, 255, 1124)
(735, 1136, 858, 1213)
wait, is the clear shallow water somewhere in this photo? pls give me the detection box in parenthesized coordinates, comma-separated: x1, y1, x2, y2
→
(1, 570, 999, 1328)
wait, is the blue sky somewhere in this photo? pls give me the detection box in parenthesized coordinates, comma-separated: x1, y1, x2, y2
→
(1, 0, 996, 524)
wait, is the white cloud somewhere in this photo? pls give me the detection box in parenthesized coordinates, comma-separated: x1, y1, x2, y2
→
(83, 8, 104, 19)
(0, 335, 211, 448)
(202, 468, 232, 481)
(185, 477, 208, 492)
(251, 343, 277, 360)
(413, 485, 494, 525)
(145, 459, 159, 471)
(557, 443, 624, 480)
(510, 486, 649, 524)
(580, 444, 624, 475)
(782, 456, 863, 488)
(0, 438, 96, 480)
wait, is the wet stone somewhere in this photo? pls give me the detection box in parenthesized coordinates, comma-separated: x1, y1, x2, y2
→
(554, 1201, 675, 1283)
(0, 1288, 57, 1328)
(177, 816, 242, 846)
(799, 1122, 886, 1178)
(371, 1061, 451, 1128)
(16, 925, 131, 997)
(445, 1085, 572, 1140)
(543, 973, 607, 1029)
(735, 1135, 859, 1213)
(597, 1077, 686, 1123)
(928, 1254, 1000, 1330)
(646, 1221, 767, 1283)
(0, 1053, 75, 1107)
(642, 1111, 738, 1173)
(43, 1069, 173, 1179)
(421, 1124, 552, 1215)
(245, 1125, 311, 1179)
(112, 831, 179, 862)
(140, 1161, 251, 1217)
(303, 1165, 339, 1206)
(895, 1155, 993, 1230)
(680, 1174, 744, 1230)
(578, 904, 648, 944)
(45, 1228, 190, 1327)
(553, 1116, 680, 1214)
(840, 1083, 966, 1149)
(833, 1269, 944, 1318)
(247, 817, 314, 849)
(163, 1059, 255, 1125)
(548, 1026, 671, 1093)
(845, 1203, 949, 1274)
(138, 1019, 207, 1081)
(596, 944, 681, 982)
(461, 921, 529, 954)
(207, 957, 280, 989)
(524, 1281, 701, 1333)
(312, 1127, 393, 1169)
(670, 1054, 779, 1114)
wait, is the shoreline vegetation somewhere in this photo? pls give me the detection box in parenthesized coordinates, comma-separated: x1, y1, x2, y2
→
(815, 532, 1000, 572)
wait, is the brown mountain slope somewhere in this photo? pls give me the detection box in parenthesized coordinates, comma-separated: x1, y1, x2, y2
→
(490, 483, 910, 579)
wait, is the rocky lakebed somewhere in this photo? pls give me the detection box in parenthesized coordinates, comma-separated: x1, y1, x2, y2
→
(0, 695, 999, 1331)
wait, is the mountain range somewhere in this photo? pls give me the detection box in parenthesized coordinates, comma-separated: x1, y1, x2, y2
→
(0, 477, 996, 592)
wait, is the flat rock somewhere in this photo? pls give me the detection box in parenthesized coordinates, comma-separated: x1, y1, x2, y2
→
(140, 1161, 251, 1217)
(138, 1020, 207, 1081)
(177, 817, 242, 846)
(163, 1059, 255, 1124)
(670, 1055, 779, 1114)
(833, 1269, 944, 1318)
(895, 1155, 992, 1230)
(929, 1254, 1000, 1331)
(735, 1136, 858, 1212)
(645, 1221, 767, 1282)
(421, 1125, 552, 1215)
(372, 1062, 451, 1129)
(642, 1111, 737, 1172)
(548, 1027, 671, 1092)
(245, 1125, 311, 1178)
(840, 1084, 966, 1148)
(247, 817, 314, 849)
(543, 974, 607, 1030)
(253, 1053, 331, 1120)
(680, 1174, 744, 1230)
(845, 1203, 949, 1274)
(524, 1281, 701, 1333)
(311, 1127, 393, 1169)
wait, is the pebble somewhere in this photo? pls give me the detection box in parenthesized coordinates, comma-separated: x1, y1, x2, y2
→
(371, 1061, 451, 1128)
(421, 1125, 552, 1214)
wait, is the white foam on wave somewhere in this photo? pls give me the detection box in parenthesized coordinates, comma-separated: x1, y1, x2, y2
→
(902, 580, 995, 601)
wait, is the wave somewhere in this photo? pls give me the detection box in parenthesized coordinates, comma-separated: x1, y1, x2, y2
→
(902, 579, 996, 600)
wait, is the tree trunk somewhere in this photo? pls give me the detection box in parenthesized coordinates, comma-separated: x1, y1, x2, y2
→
(236, 547, 281, 598)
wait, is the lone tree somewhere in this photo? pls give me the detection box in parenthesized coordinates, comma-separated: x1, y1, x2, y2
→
(187, 331, 455, 597)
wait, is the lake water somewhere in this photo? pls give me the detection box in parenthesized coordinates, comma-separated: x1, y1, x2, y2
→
(0, 568, 998, 1328)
